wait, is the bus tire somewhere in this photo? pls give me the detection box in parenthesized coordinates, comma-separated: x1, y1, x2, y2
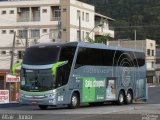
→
(38, 105, 48, 110)
(117, 91, 125, 105)
(69, 92, 80, 109)
(125, 91, 133, 104)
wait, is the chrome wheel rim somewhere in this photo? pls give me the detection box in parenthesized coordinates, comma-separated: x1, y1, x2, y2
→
(119, 94, 124, 103)
(127, 93, 132, 103)
(72, 96, 77, 107)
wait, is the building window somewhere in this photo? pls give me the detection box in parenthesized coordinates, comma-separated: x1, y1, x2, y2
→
(82, 12, 84, 21)
(42, 29, 47, 33)
(30, 29, 40, 38)
(42, 9, 47, 13)
(18, 51, 23, 59)
(152, 61, 154, 68)
(86, 13, 89, 22)
(10, 30, 14, 34)
(10, 51, 13, 55)
(63, 8, 67, 12)
(17, 7, 30, 22)
(2, 30, 6, 34)
(147, 49, 150, 56)
(86, 32, 89, 39)
(10, 10, 14, 14)
(152, 50, 154, 56)
(63, 29, 66, 32)
(18, 30, 27, 39)
(55, 10, 60, 18)
(1, 10, 6, 14)
(49, 29, 59, 40)
(77, 10, 80, 20)
(1, 51, 6, 55)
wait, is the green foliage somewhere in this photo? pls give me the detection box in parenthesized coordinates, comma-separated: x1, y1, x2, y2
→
(87, 34, 112, 44)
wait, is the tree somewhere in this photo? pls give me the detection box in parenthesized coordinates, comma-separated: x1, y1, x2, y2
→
(86, 33, 112, 44)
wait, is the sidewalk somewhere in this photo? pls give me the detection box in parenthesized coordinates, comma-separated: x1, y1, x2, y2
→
(0, 102, 24, 108)
(148, 84, 160, 88)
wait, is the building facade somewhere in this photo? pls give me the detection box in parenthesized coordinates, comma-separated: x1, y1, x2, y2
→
(0, 0, 114, 101)
(155, 49, 160, 85)
(109, 39, 157, 84)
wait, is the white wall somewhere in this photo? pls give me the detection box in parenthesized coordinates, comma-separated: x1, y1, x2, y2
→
(69, 3, 95, 41)
(70, 6, 94, 30)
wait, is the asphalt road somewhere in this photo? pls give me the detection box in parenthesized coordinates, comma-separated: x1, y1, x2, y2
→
(0, 86, 159, 120)
(148, 85, 160, 104)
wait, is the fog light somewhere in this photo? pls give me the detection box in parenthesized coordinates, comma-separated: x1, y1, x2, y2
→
(49, 99, 55, 104)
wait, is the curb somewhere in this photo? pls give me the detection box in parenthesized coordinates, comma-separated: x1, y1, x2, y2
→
(0, 103, 24, 108)
(133, 100, 146, 104)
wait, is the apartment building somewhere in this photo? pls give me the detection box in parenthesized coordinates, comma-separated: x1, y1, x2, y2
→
(155, 49, 160, 85)
(109, 39, 157, 84)
(0, 0, 114, 101)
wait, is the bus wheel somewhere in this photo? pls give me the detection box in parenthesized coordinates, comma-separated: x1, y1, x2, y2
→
(117, 91, 125, 105)
(69, 93, 80, 109)
(125, 91, 133, 104)
(39, 105, 48, 110)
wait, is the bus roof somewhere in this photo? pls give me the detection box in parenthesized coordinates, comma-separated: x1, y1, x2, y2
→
(29, 42, 144, 53)
(77, 42, 144, 53)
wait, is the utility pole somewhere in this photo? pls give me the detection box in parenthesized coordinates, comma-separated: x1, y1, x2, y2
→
(134, 29, 137, 49)
(79, 16, 81, 41)
(25, 28, 29, 48)
(10, 31, 16, 75)
(9, 31, 16, 102)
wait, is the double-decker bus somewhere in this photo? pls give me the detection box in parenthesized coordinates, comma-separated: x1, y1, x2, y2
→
(19, 42, 147, 109)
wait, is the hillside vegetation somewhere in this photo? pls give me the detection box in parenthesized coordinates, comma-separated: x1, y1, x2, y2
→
(79, 0, 160, 45)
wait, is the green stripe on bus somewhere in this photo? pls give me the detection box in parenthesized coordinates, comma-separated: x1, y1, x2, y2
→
(12, 62, 21, 75)
(51, 61, 68, 75)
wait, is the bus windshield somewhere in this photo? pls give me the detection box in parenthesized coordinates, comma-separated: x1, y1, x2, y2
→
(23, 46, 60, 65)
(20, 69, 55, 92)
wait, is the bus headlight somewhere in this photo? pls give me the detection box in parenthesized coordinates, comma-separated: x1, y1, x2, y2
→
(45, 93, 56, 98)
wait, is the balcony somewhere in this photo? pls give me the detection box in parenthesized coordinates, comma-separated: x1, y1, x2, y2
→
(17, 11, 30, 22)
(51, 6, 61, 21)
(17, 7, 40, 22)
(31, 7, 40, 21)
(51, 17, 60, 21)
(94, 26, 114, 38)
(17, 18, 30, 22)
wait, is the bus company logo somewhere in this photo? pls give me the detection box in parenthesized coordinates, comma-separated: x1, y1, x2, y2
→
(122, 68, 131, 87)
(83, 68, 109, 74)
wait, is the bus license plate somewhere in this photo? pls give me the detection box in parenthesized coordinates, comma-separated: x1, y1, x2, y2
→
(32, 100, 38, 104)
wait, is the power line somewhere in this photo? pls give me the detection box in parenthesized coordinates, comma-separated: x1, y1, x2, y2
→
(112, 25, 160, 29)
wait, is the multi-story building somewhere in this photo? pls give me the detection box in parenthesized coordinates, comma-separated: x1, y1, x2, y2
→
(155, 49, 160, 85)
(0, 0, 114, 101)
(109, 39, 157, 84)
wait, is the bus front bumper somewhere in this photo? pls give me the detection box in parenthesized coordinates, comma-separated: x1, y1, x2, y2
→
(19, 96, 57, 106)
